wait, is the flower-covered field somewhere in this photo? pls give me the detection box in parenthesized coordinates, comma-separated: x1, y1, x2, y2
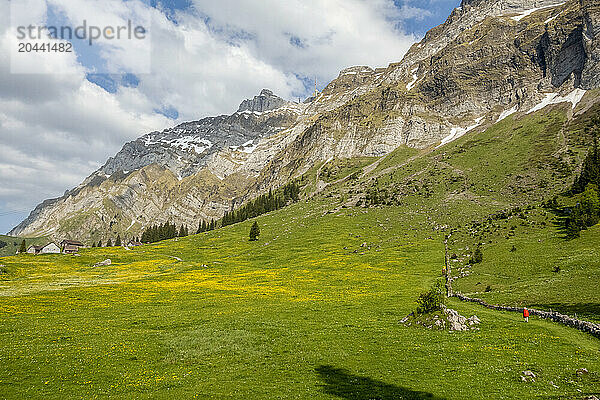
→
(1, 202, 599, 399)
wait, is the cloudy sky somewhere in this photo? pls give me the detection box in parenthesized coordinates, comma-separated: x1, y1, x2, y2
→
(0, 0, 459, 234)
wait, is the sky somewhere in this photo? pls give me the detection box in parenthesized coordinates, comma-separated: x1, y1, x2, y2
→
(0, 0, 460, 235)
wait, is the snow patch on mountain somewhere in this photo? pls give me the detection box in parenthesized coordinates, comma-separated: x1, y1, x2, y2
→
(437, 117, 484, 148)
(230, 140, 257, 154)
(406, 68, 419, 91)
(527, 89, 587, 114)
(510, 2, 566, 22)
(497, 105, 519, 122)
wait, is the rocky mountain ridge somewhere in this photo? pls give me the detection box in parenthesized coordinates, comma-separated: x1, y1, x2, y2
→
(10, 0, 600, 242)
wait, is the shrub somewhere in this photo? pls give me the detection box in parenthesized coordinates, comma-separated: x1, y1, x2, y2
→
(470, 245, 483, 264)
(416, 279, 445, 314)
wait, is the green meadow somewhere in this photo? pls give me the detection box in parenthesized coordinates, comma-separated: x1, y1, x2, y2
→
(1, 201, 599, 399)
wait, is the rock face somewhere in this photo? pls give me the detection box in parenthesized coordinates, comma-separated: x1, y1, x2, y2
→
(237, 89, 288, 113)
(100, 94, 302, 179)
(10, 0, 600, 243)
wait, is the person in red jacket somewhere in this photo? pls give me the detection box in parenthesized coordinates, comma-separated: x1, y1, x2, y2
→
(523, 307, 529, 322)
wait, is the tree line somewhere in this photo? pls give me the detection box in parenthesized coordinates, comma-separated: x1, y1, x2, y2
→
(141, 222, 189, 244)
(221, 181, 300, 227)
(564, 120, 600, 238)
(80, 181, 302, 246)
(196, 219, 216, 234)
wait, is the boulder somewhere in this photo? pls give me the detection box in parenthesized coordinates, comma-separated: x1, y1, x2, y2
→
(521, 370, 536, 382)
(576, 368, 589, 376)
(93, 259, 112, 267)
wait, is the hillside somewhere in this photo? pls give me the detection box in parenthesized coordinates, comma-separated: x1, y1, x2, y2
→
(9, 0, 600, 243)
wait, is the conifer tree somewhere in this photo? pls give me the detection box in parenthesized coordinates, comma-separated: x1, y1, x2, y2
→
(18, 240, 26, 253)
(107, 238, 113, 247)
(471, 245, 483, 264)
(115, 235, 122, 247)
(565, 184, 600, 238)
(573, 137, 599, 194)
(179, 225, 189, 237)
(98, 240, 102, 247)
(249, 221, 260, 241)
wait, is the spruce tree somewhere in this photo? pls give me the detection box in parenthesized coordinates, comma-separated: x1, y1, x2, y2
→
(98, 240, 102, 247)
(107, 238, 113, 247)
(18, 240, 26, 253)
(249, 221, 260, 241)
(471, 245, 483, 264)
(115, 235, 122, 247)
(573, 139, 599, 194)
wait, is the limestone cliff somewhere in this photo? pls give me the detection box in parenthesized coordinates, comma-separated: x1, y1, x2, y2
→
(10, 0, 600, 243)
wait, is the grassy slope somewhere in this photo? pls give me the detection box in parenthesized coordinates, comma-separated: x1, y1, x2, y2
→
(0, 201, 599, 399)
(432, 103, 600, 323)
(450, 207, 600, 323)
(341, 102, 600, 324)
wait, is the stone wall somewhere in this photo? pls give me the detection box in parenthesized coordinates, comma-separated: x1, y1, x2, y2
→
(444, 236, 600, 339)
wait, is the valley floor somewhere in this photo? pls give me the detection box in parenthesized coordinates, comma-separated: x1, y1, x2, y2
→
(0, 202, 599, 399)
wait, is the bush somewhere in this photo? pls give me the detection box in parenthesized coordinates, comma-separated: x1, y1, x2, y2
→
(416, 280, 445, 314)
(470, 245, 483, 264)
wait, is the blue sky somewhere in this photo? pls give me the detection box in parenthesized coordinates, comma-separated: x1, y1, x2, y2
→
(0, 0, 460, 235)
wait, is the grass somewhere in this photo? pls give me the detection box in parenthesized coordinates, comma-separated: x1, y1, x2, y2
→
(0, 201, 599, 399)
(449, 204, 600, 323)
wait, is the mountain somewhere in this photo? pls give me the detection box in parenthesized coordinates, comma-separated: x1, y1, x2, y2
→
(10, 0, 600, 243)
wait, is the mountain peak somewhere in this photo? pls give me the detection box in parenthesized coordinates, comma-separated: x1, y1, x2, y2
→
(237, 89, 287, 113)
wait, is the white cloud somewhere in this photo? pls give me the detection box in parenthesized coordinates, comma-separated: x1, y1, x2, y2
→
(0, 0, 419, 233)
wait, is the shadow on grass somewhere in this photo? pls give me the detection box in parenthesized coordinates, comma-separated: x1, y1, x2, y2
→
(315, 365, 444, 400)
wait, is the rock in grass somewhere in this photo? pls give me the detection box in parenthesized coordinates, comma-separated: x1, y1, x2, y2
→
(521, 370, 536, 382)
(93, 259, 111, 267)
(576, 368, 589, 376)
